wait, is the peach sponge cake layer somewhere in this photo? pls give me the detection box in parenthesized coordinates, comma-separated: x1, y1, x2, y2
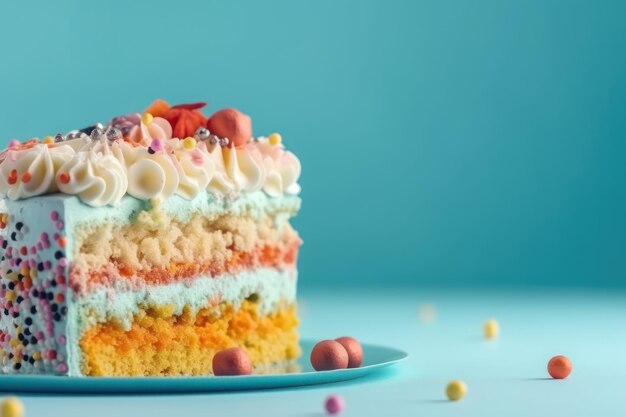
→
(70, 199, 300, 293)
(84, 240, 299, 289)
(0, 99, 303, 376)
(66, 189, 300, 268)
(84, 241, 299, 289)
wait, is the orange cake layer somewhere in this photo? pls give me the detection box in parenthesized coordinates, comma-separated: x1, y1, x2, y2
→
(79, 299, 299, 376)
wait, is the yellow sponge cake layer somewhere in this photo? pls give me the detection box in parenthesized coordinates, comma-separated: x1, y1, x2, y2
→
(79, 299, 299, 376)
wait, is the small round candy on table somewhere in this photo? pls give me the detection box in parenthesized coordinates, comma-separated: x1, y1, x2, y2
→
(483, 318, 500, 339)
(1, 397, 24, 417)
(548, 355, 572, 379)
(325, 395, 345, 415)
(446, 380, 468, 401)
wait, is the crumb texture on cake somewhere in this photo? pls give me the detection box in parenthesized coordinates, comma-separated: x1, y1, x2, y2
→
(74, 208, 296, 270)
(82, 241, 299, 290)
(79, 299, 299, 376)
(71, 207, 300, 292)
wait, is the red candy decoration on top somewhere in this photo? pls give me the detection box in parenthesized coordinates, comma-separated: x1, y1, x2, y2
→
(161, 102, 208, 139)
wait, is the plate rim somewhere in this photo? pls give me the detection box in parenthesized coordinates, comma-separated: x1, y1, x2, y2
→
(0, 339, 408, 393)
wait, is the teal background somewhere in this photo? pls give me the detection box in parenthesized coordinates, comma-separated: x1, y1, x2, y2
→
(0, 0, 625, 288)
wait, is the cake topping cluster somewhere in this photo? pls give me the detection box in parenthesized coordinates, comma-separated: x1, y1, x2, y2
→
(0, 209, 69, 374)
(0, 100, 301, 207)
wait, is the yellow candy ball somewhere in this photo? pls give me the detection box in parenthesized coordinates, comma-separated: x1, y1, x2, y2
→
(141, 112, 154, 125)
(183, 137, 197, 150)
(483, 318, 499, 339)
(446, 380, 467, 401)
(42, 136, 54, 144)
(268, 133, 282, 146)
(1, 396, 24, 417)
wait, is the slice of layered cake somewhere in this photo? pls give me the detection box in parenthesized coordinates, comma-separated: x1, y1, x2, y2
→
(0, 100, 302, 376)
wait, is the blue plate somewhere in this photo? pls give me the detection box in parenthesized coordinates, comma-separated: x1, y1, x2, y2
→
(0, 339, 407, 393)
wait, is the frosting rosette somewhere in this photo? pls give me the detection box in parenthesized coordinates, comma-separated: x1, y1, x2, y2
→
(118, 141, 179, 201)
(128, 115, 173, 145)
(207, 144, 236, 195)
(56, 145, 128, 207)
(223, 143, 266, 193)
(170, 140, 215, 200)
(63, 135, 92, 152)
(207, 143, 265, 195)
(0, 144, 75, 200)
(257, 138, 301, 196)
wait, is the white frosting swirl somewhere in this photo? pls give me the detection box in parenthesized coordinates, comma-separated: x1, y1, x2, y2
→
(0, 135, 301, 205)
(56, 142, 128, 207)
(119, 142, 179, 201)
(170, 140, 215, 200)
(207, 144, 236, 195)
(129, 117, 173, 144)
(63, 135, 92, 152)
(223, 144, 266, 193)
(0, 144, 75, 200)
(206, 143, 266, 195)
(257, 138, 302, 196)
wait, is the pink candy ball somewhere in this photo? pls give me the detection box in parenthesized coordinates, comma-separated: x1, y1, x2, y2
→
(325, 395, 345, 415)
(150, 139, 164, 152)
(57, 362, 68, 374)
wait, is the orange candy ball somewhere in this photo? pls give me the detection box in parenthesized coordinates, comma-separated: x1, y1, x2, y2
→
(547, 355, 572, 379)
(212, 347, 252, 376)
(310, 340, 349, 371)
(206, 108, 252, 148)
(335, 336, 363, 368)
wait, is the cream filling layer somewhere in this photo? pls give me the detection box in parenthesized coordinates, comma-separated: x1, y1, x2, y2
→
(75, 266, 297, 332)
